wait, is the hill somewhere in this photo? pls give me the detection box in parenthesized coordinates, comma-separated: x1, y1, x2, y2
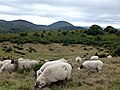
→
(48, 21, 74, 28)
(0, 19, 48, 33)
(0, 20, 84, 33)
(48, 21, 83, 30)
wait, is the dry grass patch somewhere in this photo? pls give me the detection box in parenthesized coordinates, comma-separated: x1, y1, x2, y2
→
(0, 43, 120, 90)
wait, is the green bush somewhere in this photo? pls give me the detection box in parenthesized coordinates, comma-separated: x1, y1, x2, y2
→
(86, 25, 104, 36)
(33, 32, 40, 36)
(19, 32, 28, 36)
(13, 45, 23, 50)
(104, 26, 118, 34)
(114, 46, 120, 56)
(5, 47, 12, 53)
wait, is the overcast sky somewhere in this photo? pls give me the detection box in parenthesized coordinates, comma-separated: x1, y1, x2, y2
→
(0, 0, 120, 28)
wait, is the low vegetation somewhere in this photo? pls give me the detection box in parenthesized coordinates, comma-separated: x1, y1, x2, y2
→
(0, 24, 120, 90)
(0, 43, 120, 90)
(0, 25, 120, 56)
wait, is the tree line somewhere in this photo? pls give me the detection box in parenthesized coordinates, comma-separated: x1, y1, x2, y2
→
(0, 25, 120, 56)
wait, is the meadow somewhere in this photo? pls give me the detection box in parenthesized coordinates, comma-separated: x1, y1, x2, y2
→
(0, 42, 120, 90)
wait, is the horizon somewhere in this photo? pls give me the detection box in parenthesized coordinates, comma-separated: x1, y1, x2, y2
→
(1, 19, 120, 29)
(0, 0, 120, 28)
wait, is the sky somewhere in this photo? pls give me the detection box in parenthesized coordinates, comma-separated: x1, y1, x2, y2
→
(0, 0, 120, 28)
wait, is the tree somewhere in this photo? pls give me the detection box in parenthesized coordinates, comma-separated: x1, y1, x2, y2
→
(33, 32, 40, 36)
(19, 32, 28, 36)
(61, 31, 67, 36)
(48, 32, 52, 36)
(41, 33, 44, 38)
(104, 26, 118, 34)
(94, 35, 102, 41)
(116, 30, 120, 36)
(43, 30, 46, 33)
(87, 25, 104, 36)
(114, 46, 120, 56)
(71, 31, 75, 34)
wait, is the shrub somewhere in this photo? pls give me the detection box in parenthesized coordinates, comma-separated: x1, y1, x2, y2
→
(114, 46, 120, 56)
(14, 50, 25, 55)
(33, 32, 40, 36)
(87, 25, 104, 36)
(62, 43, 69, 46)
(41, 33, 44, 38)
(116, 30, 120, 36)
(99, 53, 107, 58)
(19, 32, 28, 36)
(26, 47, 37, 53)
(5, 47, 12, 53)
(61, 31, 67, 36)
(13, 45, 23, 50)
(104, 26, 118, 34)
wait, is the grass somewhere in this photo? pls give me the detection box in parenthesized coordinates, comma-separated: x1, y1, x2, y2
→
(0, 42, 120, 90)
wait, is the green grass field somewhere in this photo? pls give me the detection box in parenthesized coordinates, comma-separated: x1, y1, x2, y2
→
(0, 42, 120, 90)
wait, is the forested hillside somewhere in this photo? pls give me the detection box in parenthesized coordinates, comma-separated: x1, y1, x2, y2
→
(0, 24, 120, 56)
(0, 22, 120, 90)
(0, 20, 83, 33)
(0, 20, 47, 33)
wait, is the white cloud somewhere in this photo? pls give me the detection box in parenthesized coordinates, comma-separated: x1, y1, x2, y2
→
(0, 14, 56, 25)
(0, 0, 120, 28)
(0, 5, 13, 12)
